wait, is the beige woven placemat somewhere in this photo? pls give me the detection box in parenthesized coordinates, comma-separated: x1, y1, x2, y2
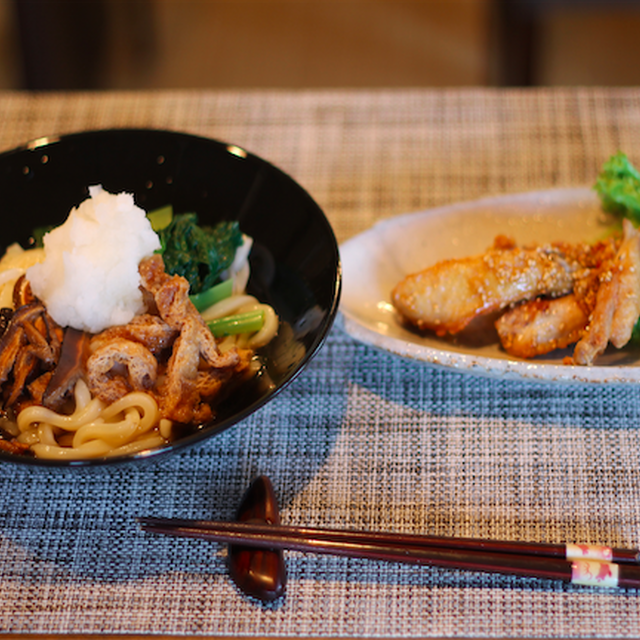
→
(0, 88, 639, 637)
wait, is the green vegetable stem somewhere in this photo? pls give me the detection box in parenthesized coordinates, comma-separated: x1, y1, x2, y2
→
(190, 278, 233, 312)
(147, 205, 173, 231)
(206, 310, 264, 337)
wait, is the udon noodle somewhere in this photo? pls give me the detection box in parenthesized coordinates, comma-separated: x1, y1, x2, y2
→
(15, 379, 168, 460)
(203, 294, 279, 350)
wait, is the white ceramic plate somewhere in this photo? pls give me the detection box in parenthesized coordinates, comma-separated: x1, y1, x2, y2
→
(339, 187, 640, 384)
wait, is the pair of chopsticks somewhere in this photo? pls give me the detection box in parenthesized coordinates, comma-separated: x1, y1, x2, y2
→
(138, 517, 640, 589)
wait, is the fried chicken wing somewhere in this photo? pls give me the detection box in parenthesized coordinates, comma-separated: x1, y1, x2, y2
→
(609, 220, 640, 348)
(495, 294, 589, 359)
(392, 240, 577, 335)
(573, 219, 640, 365)
(494, 240, 619, 359)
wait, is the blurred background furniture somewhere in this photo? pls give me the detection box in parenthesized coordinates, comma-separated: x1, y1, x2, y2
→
(2, 0, 640, 90)
(10, 0, 154, 90)
(492, 0, 640, 86)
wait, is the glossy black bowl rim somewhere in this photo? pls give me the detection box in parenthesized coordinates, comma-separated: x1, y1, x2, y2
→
(0, 127, 342, 468)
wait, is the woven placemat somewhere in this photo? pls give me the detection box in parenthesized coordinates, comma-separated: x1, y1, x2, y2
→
(0, 88, 639, 637)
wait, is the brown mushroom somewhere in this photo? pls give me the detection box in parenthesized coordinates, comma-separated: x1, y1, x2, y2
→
(12, 275, 35, 309)
(0, 302, 64, 408)
(42, 327, 92, 411)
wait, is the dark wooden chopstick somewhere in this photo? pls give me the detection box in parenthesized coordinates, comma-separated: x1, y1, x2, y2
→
(138, 517, 639, 563)
(138, 518, 640, 589)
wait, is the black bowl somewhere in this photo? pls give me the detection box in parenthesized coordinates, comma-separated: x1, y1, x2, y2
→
(0, 128, 341, 467)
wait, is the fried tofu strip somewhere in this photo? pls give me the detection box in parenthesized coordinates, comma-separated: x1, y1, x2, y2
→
(138, 254, 241, 423)
(87, 337, 158, 404)
(90, 314, 177, 357)
(573, 219, 640, 365)
(391, 238, 577, 336)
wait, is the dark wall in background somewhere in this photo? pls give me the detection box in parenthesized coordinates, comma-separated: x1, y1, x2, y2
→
(1, 0, 640, 91)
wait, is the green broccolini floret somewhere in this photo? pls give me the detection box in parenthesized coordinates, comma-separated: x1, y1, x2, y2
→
(594, 151, 640, 224)
(156, 213, 243, 295)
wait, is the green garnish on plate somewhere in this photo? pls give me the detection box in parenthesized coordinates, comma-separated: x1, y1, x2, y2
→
(594, 151, 640, 225)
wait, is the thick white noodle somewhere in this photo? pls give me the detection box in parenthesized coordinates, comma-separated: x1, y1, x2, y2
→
(36, 422, 57, 446)
(32, 439, 113, 460)
(247, 304, 278, 348)
(31, 434, 167, 461)
(17, 380, 169, 460)
(159, 418, 173, 439)
(105, 434, 166, 458)
(232, 300, 278, 349)
(201, 295, 279, 350)
(18, 394, 105, 433)
(200, 294, 257, 321)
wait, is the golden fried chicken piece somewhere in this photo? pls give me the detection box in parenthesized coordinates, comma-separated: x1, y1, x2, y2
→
(86, 312, 177, 407)
(392, 238, 578, 336)
(495, 239, 620, 360)
(495, 294, 589, 359)
(573, 219, 640, 365)
(195, 349, 253, 399)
